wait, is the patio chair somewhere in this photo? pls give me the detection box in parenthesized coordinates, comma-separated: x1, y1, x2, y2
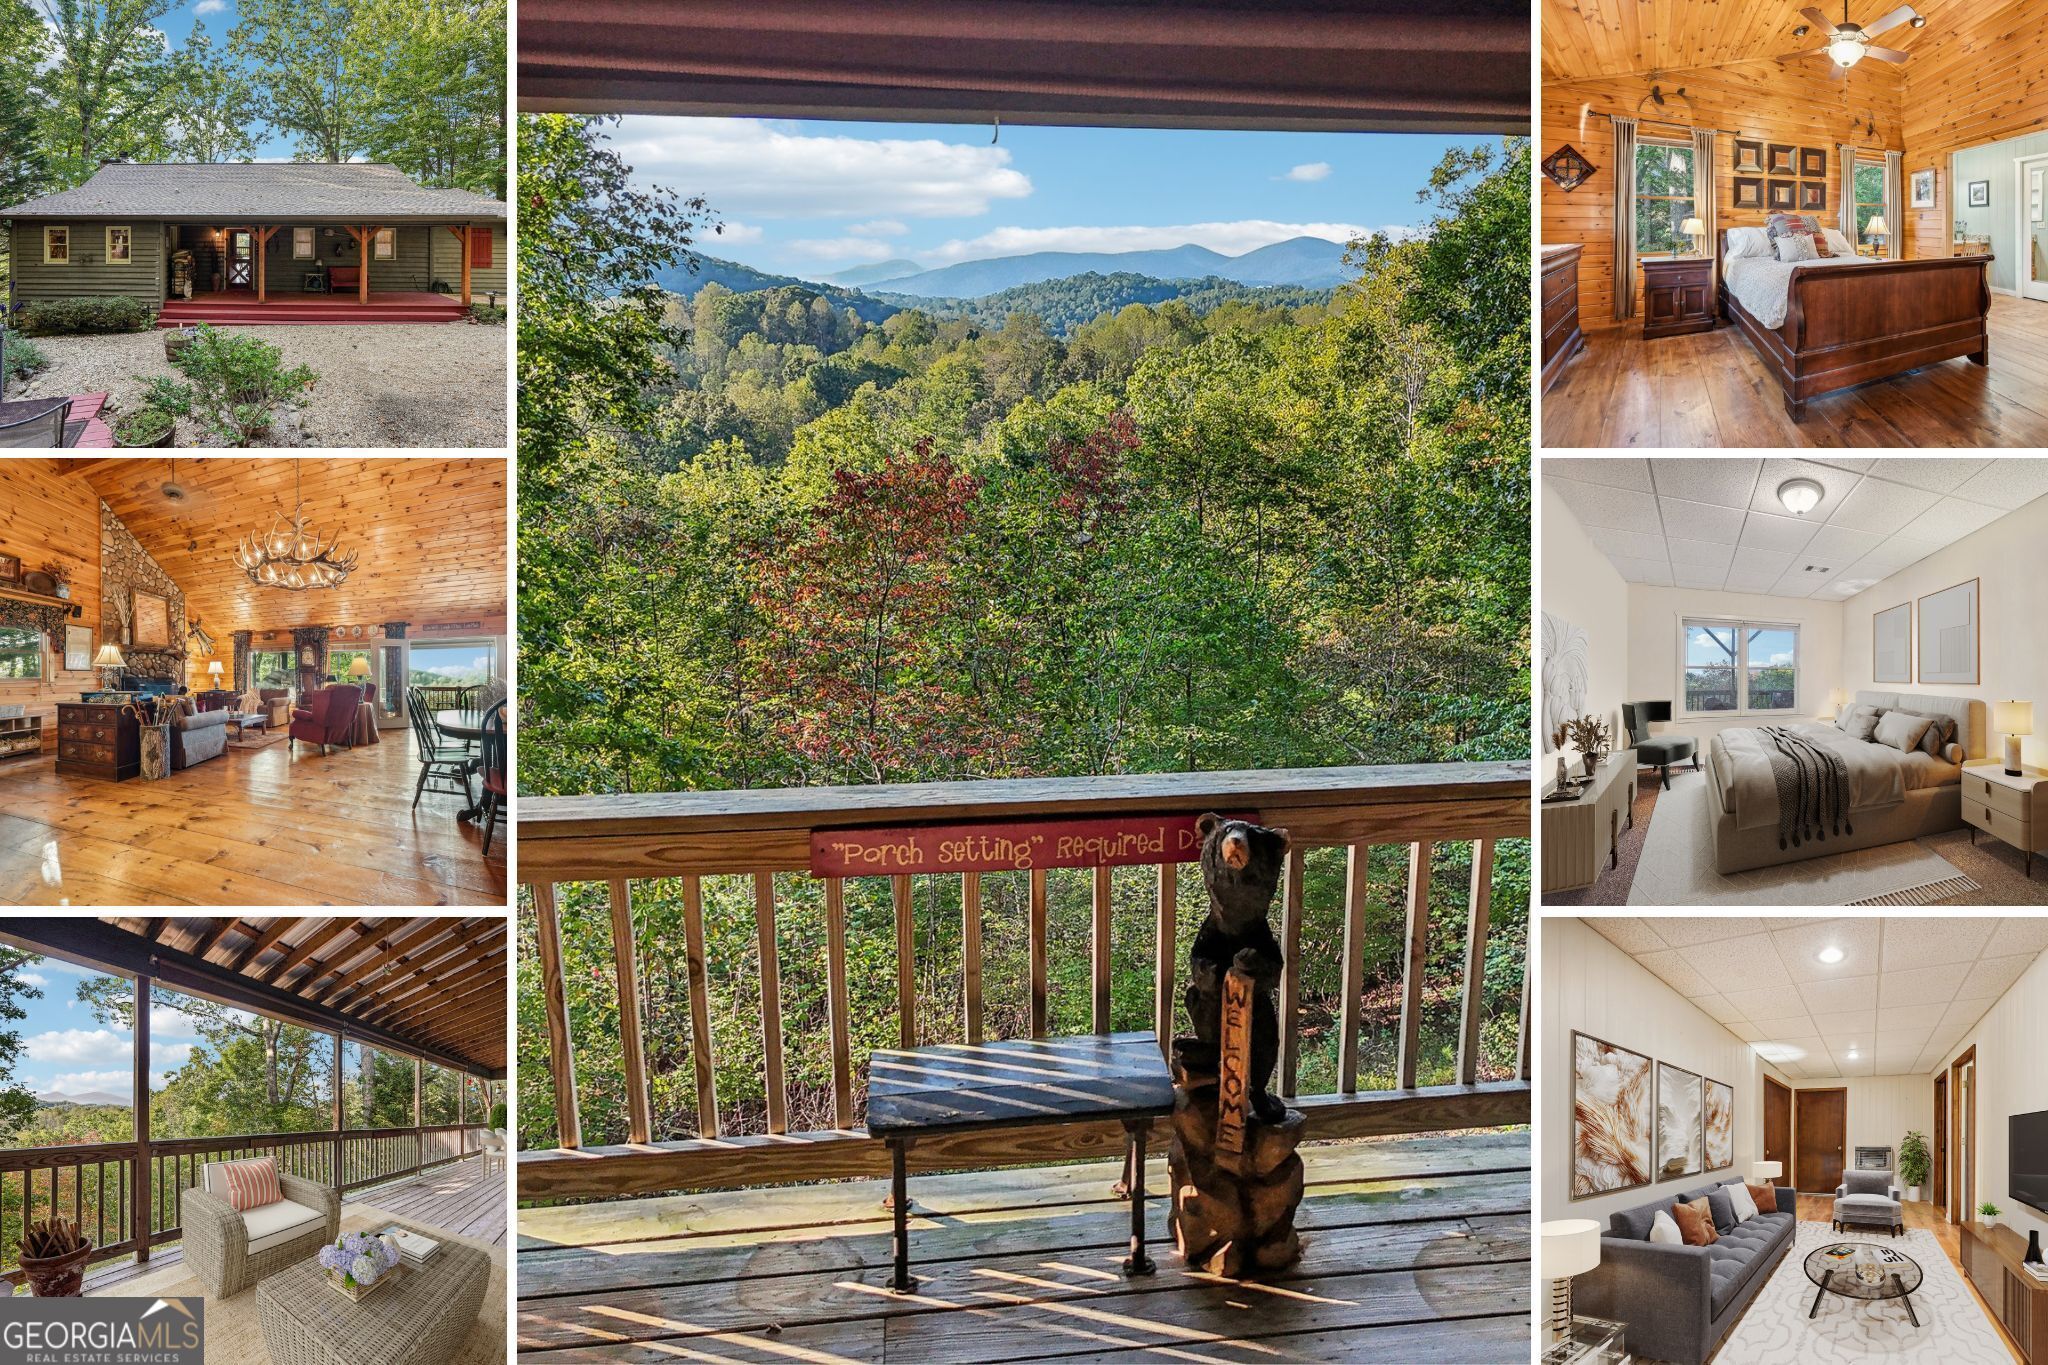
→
(184, 1157, 339, 1298)
(0, 397, 75, 449)
(478, 699, 507, 855)
(477, 1128, 506, 1177)
(408, 687, 476, 809)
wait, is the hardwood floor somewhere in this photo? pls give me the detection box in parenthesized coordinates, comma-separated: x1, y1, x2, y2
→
(0, 726, 505, 906)
(1544, 293, 2048, 448)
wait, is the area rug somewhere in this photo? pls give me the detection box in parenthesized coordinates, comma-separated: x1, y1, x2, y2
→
(1624, 770, 1978, 907)
(1714, 1222, 2004, 1363)
(106, 1203, 504, 1365)
(227, 729, 286, 751)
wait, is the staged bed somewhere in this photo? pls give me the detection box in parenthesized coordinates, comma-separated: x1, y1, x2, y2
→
(1706, 690, 1981, 875)
(1717, 227, 1991, 422)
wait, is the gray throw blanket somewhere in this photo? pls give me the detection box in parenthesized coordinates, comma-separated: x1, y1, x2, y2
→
(1760, 726, 1853, 850)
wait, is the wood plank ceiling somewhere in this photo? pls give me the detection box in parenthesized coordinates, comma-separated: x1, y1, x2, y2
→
(58, 458, 505, 635)
(1541, 0, 1966, 81)
(105, 916, 507, 1074)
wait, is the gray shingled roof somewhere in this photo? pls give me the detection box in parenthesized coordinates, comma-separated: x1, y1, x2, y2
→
(1, 162, 507, 220)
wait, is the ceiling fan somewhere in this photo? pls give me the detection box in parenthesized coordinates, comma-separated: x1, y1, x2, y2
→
(1782, 3, 1926, 73)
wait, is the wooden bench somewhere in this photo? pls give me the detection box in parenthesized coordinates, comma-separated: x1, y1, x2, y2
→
(329, 265, 361, 293)
(865, 1032, 1174, 1292)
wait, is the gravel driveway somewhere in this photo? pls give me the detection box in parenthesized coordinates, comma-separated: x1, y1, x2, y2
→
(8, 322, 509, 448)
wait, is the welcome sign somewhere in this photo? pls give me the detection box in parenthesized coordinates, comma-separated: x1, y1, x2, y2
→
(809, 812, 1252, 876)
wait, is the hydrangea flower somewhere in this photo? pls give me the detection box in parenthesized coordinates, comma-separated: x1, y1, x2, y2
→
(321, 1231, 399, 1285)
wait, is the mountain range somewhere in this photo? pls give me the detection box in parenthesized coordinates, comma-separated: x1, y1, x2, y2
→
(652, 257, 902, 323)
(37, 1089, 129, 1106)
(823, 236, 1353, 297)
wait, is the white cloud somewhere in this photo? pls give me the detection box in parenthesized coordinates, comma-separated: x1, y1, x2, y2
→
(16, 971, 47, 988)
(1281, 162, 1332, 182)
(787, 237, 896, 264)
(848, 219, 909, 238)
(193, 0, 227, 12)
(43, 1069, 172, 1096)
(919, 219, 1383, 266)
(710, 220, 763, 245)
(151, 1005, 209, 1037)
(150, 1042, 196, 1070)
(27, 1029, 130, 1064)
(612, 117, 1032, 220)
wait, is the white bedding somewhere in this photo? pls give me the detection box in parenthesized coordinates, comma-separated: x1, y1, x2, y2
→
(1722, 252, 1880, 329)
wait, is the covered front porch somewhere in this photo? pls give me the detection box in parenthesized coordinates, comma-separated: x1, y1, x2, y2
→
(156, 291, 472, 327)
(165, 220, 499, 311)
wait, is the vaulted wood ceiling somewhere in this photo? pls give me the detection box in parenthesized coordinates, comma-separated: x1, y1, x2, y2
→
(1542, 0, 1968, 82)
(55, 457, 505, 635)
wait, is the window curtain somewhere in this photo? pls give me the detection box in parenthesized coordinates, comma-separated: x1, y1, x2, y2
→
(1692, 128, 1718, 288)
(1839, 143, 1858, 243)
(1613, 116, 1638, 321)
(1884, 149, 1903, 259)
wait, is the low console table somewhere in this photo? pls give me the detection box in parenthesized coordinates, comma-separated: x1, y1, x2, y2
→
(55, 701, 139, 781)
(1541, 750, 1637, 895)
(1962, 1220, 2048, 1360)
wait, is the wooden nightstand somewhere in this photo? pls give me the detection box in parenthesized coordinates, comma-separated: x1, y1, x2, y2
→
(1962, 761, 2048, 876)
(1641, 256, 1716, 339)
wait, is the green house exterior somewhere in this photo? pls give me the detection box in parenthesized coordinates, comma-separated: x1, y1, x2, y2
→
(3, 162, 508, 312)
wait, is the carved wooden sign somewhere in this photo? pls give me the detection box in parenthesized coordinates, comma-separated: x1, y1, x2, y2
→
(1215, 966, 1254, 1174)
(810, 811, 1252, 877)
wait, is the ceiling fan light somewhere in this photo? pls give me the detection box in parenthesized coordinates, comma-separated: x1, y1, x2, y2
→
(1778, 478, 1825, 515)
(1829, 35, 1867, 66)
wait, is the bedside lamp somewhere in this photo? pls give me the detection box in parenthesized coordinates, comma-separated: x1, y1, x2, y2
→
(1680, 216, 1706, 257)
(1751, 1159, 1783, 1186)
(1540, 1219, 1602, 1342)
(1866, 215, 1889, 255)
(92, 642, 125, 690)
(206, 660, 224, 690)
(1997, 700, 2033, 775)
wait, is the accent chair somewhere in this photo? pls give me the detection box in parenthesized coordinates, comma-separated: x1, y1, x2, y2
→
(183, 1158, 339, 1298)
(289, 684, 362, 754)
(1624, 700, 1699, 790)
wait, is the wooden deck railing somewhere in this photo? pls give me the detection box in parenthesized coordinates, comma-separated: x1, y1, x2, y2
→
(518, 762, 1531, 1200)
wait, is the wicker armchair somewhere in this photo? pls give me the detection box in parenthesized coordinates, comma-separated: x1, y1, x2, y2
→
(183, 1169, 340, 1298)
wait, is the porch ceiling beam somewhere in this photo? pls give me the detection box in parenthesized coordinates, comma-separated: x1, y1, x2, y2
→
(307, 916, 465, 1006)
(262, 918, 359, 986)
(328, 922, 491, 1009)
(355, 963, 506, 1033)
(344, 937, 505, 1019)
(0, 918, 500, 1077)
(354, 979, 508, 1047)
(230, 916, 301, 974)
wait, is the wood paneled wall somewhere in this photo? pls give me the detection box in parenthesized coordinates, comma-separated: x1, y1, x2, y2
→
(0, 459, 106, 726)
(1899, 0, 2048, 258)
(1542, 61, 1904, 325)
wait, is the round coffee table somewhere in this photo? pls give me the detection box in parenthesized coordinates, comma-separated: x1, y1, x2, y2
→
(1805, 1241, 1923, 1327)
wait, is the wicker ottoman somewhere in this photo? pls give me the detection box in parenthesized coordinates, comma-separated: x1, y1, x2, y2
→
(1832, 1193, 1903, 1236)
(257, 1220, 489, 1365)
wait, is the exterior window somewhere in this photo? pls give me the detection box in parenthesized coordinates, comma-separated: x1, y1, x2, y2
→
(1682, 619, 1799, 716)
(0, 627, 42, 679)
(1854, 161, 1886, 252)
(293, 227, 315, 260)
(373, 228, 396, 260)
(251, 649, 294, 688)
(105, 226, 131, 264)
(1634, 141, 1697, 258)
(326, 648, 371, 683)
(43, 226, 68, 264)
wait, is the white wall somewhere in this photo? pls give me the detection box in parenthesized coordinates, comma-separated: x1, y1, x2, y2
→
(1542, 482, 1630, 766)
(1543, 918, 1774, 1226)
(1784, 1075, 1936, 1195)
(1840, 494, 2048, 766)
(1938, 947, 2048, 1243)
(1626, 585, 1847, 742)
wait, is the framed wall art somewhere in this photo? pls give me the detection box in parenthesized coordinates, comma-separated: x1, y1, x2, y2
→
(1918, 577, 1980, 685)
(1705, 1077, 1734, 1172)
(1799, 146, 1828, 178)
(1734, 177, 1764, 210)
(1768, 179, 1798, 211)
(1767, 143, 1797, 175)
(1873, 601, 1911, 683)
(1911, 168, 1936, 209)
(64, 625, 92, 673)
(0, 552, 18, 583)
(1733, 139, 1765, 174)
(1656, 1061, 1704, 1181)
(1799, 182, 1827, 212)
(131, 589, 170, 648)
(1967, 179, 1990, 208)
(1572, 1031, 1654, 1199)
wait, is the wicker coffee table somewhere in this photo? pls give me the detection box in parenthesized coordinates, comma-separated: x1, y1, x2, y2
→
(257, 1221, 489, 1365)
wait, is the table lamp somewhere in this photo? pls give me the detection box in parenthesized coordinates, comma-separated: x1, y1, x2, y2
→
(1540, 1218, 1602, 1341)
(1750, 1159, 1783, 1185)
(92, 642, 125, 690)
(1865, 215, 1888, 254)
(207, 660, 224, 689)
(1997, 700, 2033, 775)
(1680, 216, 1706, 256)
(348, 656, 372, 679)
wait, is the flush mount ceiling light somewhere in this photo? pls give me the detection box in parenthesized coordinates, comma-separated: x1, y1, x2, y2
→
(234, 462, 358, 591)
(1847, 1046, 1860, 1058)
(1778, 477, 1826, 515)
(1816, 945, 1845, 964)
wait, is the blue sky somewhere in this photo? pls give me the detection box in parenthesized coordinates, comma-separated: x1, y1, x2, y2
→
(6, 956, 211, 1101)
(611, 117, 1493, 280)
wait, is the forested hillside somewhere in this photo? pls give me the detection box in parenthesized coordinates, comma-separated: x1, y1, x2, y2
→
(872, 271, 1331, 334)
(517, 117, 1531, 1150)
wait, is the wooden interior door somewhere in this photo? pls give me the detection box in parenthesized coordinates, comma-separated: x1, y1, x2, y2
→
(1934, 1072, 1948, 1212)
(1795, 1087, 1847, 1193)
(1763, 1074, 1792, 1178)
(1953, 1047, 1977, 1223)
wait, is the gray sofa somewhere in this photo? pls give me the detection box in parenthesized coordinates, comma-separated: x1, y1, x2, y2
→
(1575, 1177, 1797, 1365)
(168, 697, 230, 769)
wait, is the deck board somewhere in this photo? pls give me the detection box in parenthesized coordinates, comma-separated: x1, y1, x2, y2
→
(517, 1130, 1529, 1363)
(348, 1157, 509, 1247)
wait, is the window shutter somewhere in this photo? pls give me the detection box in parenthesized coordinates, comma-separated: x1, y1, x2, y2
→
(472, 230, 493, 269)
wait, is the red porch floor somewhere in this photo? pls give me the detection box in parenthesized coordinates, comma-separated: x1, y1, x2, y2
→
(157, 291, 471, 326)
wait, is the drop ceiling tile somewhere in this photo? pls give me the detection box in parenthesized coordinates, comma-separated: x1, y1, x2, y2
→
(1738, 512, 1820, 555)
(1660, 497, 1747, 546)
(1899, 496, 2004, 545)
(1667, 538, 1736, 569)
(1960, 953, 2036, 1000)
(1869, 458, 1991, 493)
(1878, 961, 1970, 1008)
(1725, 1019, 1767, 1043)
(1759, 1036, 1826, 1070)
(1691, 993, 1745, 1025)
(1874, 1052, 1922, 1077)
(1821, 1031, 1874, 1056)
(1810, 1009, 1879, 1038)
(1545, 458, 1653, 490)
(1832, 1054, 1876, 1077)
(1879, 917, 1998, 971)
(1649, 917, 1775, 946)
(1801, 524, 1886, 564)
(1984, 919, 2048, 958)
(1828, 478, 1941, 535)
(1746, 1014, 1817, 1037)
(1610, 556, 1675, 586)
(1651, 458, 1763, 509)
(1722, 987, 1802, 1019)
(1748, 458, 1866, 519)
(1685, 933, 1794, 992)
(1936, 995, 1997, 1036)
(1550, 478, 1660, 531)
(1874, 1002, 1948, 1033)
(1723, 552, 1796, 593)
(1767, 571, 1817, 598)
(1953, 460, 2048, 507)
(1810, 458, 1876, 474)
(1673, 566, 1728, 590)
(1774, 918, 1882, 982)
(1798, 974, 1879, 1014)
(1589, 526, 1674, 561)
(1585, 917, 1672, 955)
(1875, 1025, 1932, 1051)
(1635, 949, 1717, 999)
(1848, 536, 1940, 574)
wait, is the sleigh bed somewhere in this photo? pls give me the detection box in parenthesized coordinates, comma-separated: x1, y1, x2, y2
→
(1706, 690, 1979, 874)
(1716, 229, 1992, 422)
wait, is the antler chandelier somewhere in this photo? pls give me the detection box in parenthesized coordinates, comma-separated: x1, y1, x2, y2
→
(234, 463, 358, 591)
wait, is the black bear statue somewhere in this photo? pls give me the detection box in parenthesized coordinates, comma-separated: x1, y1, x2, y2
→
(1181, 812, 1289, 1124)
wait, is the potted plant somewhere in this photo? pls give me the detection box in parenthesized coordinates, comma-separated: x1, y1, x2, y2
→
(1899, 1130, 1931, 1203)
(19, 1216, 93, 1296)
(489, 1100, 507, 1130)
(1552, 714, 1614, 769)
(318, 1230, 401, 1301)
(1982, 1200, 2002, 1230)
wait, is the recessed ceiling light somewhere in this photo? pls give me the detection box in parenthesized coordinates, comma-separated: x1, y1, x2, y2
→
(1817, 945, 1845, 964)
(1847, 1048, 1860, 1059)
(1779, 478, 1825, 515)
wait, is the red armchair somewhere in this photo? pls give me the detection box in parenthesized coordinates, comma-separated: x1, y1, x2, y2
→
(289, 684, 363, 755)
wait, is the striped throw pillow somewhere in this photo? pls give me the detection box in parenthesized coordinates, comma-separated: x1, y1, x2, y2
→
(216, 1157, 283, 1211)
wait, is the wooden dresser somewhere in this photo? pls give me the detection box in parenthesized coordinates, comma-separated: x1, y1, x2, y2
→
(1540, 244, 1583, 391)
(55, 701, 140, 781)
(1963, 1220, 2048, 1362)
(1541, 749, 1637, 894)
(1641, 256, 1716, 338)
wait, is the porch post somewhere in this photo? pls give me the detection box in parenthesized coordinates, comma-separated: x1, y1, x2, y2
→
(461, 225, 472, 307)
(361, 227, 372, 305)
(413, 1056, 423, 1177)
(332, 1031, 344, 1194)
(133, 974, 152, 1265)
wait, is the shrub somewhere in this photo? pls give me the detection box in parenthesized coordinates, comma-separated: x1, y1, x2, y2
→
(19, 295, 157, 335)
(488, 1101, 507, 1130)
(2, 328, 48, 383)
(113, 407, 175, 447)
(158, 324, 317, 447)
(470, 303, 507, 324)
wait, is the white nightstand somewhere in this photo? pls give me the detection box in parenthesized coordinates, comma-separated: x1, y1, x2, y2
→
(1962, 762, 2048, 877)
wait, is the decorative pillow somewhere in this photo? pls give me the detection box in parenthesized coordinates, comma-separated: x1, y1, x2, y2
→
(1764, 211, 1833, 257)
(1672, 1197, 1720, 1246)
(1901, 712, 1956, 757)
(1775, 231, 1821, 263)
(1725, 226, 1772, 259)
(1650, 1208, 1684, 1244)
(1727, 1181, 1759, 1223)
(214, 1156, 283, 1211)
(1747, 1183, 1779, 1214)
(1842, 707, 1883, 742)
(1874, 709, 1935, 752)
(1944, 741, 1966, 764)
(1822, 226, 1856, 257)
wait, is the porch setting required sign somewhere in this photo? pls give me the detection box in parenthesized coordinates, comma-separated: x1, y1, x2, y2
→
(810, 812, 1252, 876)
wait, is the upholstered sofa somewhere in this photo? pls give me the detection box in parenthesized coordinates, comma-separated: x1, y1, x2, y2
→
(1575, 1176, 1797, 1364)
(168, 697, 230, 769)
(183, 1160, 339, 1297)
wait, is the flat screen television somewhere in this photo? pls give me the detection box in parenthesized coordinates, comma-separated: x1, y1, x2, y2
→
(2012, 1109, 2048, 1214)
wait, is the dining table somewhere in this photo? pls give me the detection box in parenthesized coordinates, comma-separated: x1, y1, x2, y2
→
(434, 708, 491, 821)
